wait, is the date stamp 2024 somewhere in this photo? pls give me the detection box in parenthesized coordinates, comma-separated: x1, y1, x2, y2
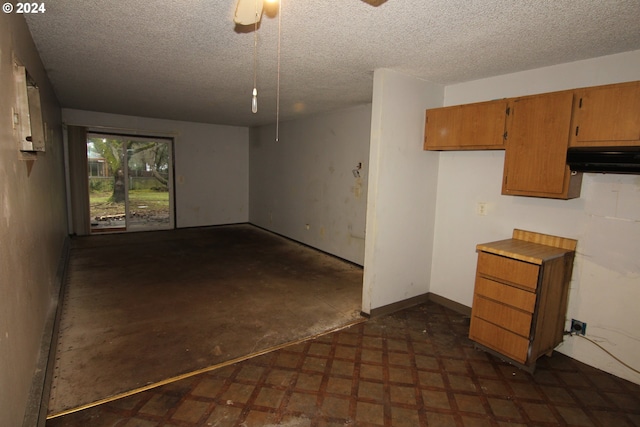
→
(3, 2, 46, 14)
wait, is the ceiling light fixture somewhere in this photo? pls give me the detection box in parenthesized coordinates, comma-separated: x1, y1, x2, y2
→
(234, 0, 263, 25)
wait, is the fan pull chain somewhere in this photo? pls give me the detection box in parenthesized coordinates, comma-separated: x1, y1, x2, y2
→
(275, 0, 281, 141)
(252, 0, 259, 113)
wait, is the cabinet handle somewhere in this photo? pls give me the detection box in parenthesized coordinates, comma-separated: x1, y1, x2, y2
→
(575, 126, 579, 136)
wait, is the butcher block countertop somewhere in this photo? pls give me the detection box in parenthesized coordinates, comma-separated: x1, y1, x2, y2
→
(476, 229, 577, 265)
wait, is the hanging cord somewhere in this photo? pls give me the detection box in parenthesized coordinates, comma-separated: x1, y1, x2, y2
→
(252, 0, 258, 113)
(568, 333, 640, 375)
(275, 0, 282, 141)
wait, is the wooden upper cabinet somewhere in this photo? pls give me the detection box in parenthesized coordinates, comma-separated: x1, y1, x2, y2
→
(502, 91, 582, 199)
(569, 80, 640, 147)
(424, 99, 508, 150)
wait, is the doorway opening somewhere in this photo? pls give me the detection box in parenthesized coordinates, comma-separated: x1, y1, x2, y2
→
(87, 133, 174, 233)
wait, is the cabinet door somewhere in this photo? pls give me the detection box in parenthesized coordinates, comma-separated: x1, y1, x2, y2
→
(424, 99, 508, 150)
(502, 91, 581, 199)
(569, 81, 640, 147)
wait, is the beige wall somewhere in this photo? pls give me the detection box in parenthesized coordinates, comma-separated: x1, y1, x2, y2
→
(0, 14, 67, 427)
(250, 105, 372, 265)
(362, 70, 443, 312)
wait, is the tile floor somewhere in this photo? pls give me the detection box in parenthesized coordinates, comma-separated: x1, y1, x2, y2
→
(46, 301, 640, 427)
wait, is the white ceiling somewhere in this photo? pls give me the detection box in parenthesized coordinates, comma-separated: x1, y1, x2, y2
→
(25, 0, 640, 127)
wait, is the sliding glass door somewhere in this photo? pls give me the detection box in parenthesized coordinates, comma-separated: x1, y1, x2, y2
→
(87, 133, 174, 233)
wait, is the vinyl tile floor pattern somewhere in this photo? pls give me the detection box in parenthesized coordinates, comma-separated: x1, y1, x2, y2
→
(47, 301, 640, 427)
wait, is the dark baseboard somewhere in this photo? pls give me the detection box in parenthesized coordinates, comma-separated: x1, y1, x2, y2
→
(427, 293, 471, 317)
(249, 223, 364, 268)
(369, 293, 431, 318)
(368, 292, 471, 319)
(23, 236, 70, 427)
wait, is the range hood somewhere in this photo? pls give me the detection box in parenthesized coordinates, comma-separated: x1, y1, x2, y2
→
(567, 146, 640, 174)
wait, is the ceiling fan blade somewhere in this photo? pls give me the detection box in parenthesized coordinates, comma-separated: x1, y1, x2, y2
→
(361, 0, 388, 6)
(234, 0, 264, 25)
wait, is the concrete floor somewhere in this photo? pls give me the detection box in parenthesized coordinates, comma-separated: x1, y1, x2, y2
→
(48, 224, 364, 417)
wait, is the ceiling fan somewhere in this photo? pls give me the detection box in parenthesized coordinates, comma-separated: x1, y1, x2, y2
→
(234, 0, 388, 25)
(232, 0, 388, 139)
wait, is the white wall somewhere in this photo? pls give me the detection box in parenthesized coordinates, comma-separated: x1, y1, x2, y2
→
(430, 50, 640, 384)
(249, 104, 371, 265)
(62, 109, 249, 228)
(362, 69, 443, 313)
(0, 14, 67, 426)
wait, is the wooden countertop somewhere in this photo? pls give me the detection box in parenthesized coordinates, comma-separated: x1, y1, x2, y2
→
(477, 239, 574, 264)
(476, 229, 577, 265)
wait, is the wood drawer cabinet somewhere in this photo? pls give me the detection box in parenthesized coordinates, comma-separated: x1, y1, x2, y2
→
(469, 229, 577, 371)
(424, 99, 508, 150)
(569, 80, 640, 147)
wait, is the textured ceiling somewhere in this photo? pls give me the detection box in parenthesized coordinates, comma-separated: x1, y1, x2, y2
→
(24, 0, 640, 127)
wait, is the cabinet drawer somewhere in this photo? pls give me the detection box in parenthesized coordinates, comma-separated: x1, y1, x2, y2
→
(469, 316, 529, 363)
(477, 251, 539, 290)
(474, 276, 536, 313)
(472, 295, 532, 337)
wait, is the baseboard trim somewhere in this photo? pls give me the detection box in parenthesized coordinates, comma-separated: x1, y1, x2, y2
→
(368, 292, 471, 319)
(249, 223, 364, 268)
(369, 293, 431, 318)
(427, 293, 471, 317)
(23, 236, 71, 427)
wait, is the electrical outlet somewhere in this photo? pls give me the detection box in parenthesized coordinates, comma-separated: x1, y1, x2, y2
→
(476, 202, 488, 216)
(570, 319, 587, 335)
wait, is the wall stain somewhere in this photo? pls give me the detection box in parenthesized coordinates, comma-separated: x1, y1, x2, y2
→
(352, 177, 364, 199)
